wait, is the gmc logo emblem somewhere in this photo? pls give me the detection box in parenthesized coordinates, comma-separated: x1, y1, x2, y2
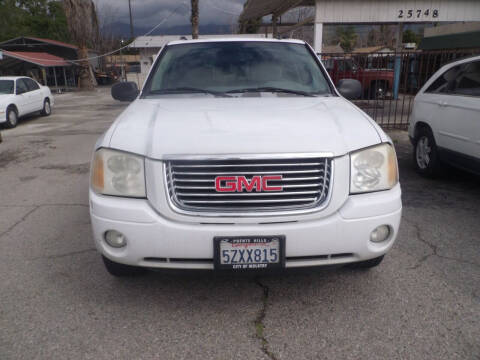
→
(215, 176, 283, 192)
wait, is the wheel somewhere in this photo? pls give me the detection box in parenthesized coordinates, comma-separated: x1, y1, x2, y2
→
(347, 255, 384, 269)
(41, 99, 51, 116)
(5, 106, 18, 128)
(102, 255, 146, 277)
(369, 81, 386, 99)
(413, 127, 442, 177)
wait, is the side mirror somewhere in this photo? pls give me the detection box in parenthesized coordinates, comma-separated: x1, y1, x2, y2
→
(337, 79, 362, 100)
(111, 81, 139, 102)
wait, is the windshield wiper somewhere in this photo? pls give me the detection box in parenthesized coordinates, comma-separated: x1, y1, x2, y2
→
(148, 87, 231, 97)
(226, 87, 317, 97)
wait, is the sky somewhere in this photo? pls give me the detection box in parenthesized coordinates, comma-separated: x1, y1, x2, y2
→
(94, 0, 247, 31)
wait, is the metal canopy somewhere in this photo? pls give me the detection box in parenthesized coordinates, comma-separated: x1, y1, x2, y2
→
(240, 0, 314, 21)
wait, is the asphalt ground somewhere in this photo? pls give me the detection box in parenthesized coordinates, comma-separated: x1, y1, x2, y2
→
(1, 88, 479, 360)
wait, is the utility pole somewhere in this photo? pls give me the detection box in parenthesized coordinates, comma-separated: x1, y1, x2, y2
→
(191, 0, 199, 39)
(128, 0, 134, 39)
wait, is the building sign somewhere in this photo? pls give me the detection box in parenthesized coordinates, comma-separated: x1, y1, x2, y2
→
(315, 0, 480, 23)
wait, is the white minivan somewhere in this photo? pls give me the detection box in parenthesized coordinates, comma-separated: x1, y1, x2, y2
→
(409, 55, 480, 176)
(90, 39, 402, 276)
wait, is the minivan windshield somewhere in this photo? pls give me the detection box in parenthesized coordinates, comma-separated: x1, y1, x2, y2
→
(144, 41, 333, 97)
(0, 80, 14, 95)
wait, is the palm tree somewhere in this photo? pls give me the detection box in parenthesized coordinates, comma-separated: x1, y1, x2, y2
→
(63, 0, 99, 89)
(336, 26, 357, 52)
(191, 0, 199, 39)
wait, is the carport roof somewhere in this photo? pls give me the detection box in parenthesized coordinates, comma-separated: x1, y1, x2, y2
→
(240, 0, 314, 21)
(1, 51, 72, 67)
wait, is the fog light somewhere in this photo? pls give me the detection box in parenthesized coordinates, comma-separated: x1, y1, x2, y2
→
(104, 230, 127, 248)
(370, 225, 390, 243)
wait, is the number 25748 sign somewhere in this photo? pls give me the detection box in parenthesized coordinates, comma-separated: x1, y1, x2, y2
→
(398, 9, 439, 19)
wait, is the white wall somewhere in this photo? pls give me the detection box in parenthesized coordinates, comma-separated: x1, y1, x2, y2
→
(315, 0, 480, 23)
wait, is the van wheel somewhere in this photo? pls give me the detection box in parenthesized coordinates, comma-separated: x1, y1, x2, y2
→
(6, 106, 18, 128)
(347, 255, 384, 269)
(413, 127, 441, 177)
(102, 256, 146, 277)
(41, 99, 51, 116)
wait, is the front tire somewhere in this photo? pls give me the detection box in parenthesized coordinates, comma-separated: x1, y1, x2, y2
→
(5, 107, 18, 128)
(413, 127, 442, 177)
(41, 99, 51, 116)
(102, 256, 146, 277)
(347, 255, 384, 269)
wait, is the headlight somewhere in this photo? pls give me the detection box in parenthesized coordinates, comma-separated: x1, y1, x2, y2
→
(350, 143, 398, 194)
(91, 148, 146, 197)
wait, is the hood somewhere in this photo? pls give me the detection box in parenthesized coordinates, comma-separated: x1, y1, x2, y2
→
(108, 96, 382, 158)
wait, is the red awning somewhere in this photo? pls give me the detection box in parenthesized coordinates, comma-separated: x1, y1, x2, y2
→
(2, 51, 72, 67)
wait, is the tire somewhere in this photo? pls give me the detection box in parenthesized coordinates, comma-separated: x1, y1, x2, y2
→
(413, 127, 442, 177)
(347, 255, 384, 269)
(5, 106, 18, 128)
(102, 255, 146, 277)
(368, 81, 386, 100)
(40, 99, 51, 116)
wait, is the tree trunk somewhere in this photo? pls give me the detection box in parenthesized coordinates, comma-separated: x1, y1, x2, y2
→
(77, 46, 95, 90)
(191, 0, 199, 39)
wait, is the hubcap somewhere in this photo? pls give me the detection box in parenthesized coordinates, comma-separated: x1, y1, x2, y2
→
(8, 110, 17, 126)
(45, 101, 51, 114)
(416, 136, 431, 169)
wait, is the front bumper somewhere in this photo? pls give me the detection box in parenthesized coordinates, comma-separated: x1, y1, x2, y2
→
(90, 184, 402, 270)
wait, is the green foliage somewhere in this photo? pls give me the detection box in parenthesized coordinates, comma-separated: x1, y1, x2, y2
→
(336, 26, 357, 52)
(0, 0, 70, 43)
(403, 29, 421, 44)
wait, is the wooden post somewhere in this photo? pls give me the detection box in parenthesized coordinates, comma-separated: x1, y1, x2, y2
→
(53, 67, 58, 89)
(63, 67, 68, 89)
(272, 15, 278, 38)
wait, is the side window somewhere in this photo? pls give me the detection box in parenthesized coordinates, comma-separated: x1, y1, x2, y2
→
(25, 78, 40, 91)
(16, 79, 29, 94)
(453, 60, 480, 97)
(425, 65, 460, 94)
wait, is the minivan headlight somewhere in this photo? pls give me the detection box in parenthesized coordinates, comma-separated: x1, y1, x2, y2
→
(350, 143, 398, 194)
(91, 148, 146, 197)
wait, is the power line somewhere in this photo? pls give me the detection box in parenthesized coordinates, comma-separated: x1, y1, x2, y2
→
(1, 1, 188, 65)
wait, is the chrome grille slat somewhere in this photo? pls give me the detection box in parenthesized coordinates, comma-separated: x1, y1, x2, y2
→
(165, 157, 332, 214)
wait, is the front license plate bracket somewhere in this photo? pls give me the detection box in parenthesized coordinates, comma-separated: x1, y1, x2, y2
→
(213, 235, 285, 270)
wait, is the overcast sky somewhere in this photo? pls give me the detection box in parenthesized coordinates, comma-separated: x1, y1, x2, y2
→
(94, 0, 247, 30)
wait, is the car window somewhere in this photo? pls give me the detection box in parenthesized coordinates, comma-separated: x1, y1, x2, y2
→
(145, 41, 332, 96)
(453, 60, 480, 97)
(24, 78, 40, 91)
(338, 60, 353, 72)
(16, 79, 29, 94)
(0, 80, 14, 94)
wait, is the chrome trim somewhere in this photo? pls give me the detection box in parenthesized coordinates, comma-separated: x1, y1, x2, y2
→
(162, 155, 335, 218)
(159, 152, 334, 161)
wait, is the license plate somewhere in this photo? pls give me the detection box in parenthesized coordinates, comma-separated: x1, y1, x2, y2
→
(214, 235, 285, 270)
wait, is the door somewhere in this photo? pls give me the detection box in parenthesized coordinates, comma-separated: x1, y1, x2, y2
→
(15, 79, 31, 115)
(24, 78, 44, 111)
(431, 60, 480, 158)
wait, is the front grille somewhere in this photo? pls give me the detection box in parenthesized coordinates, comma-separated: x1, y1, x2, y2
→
(164, 156, 333, 214)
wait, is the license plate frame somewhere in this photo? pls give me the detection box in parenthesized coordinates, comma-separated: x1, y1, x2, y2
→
(213, 235, 285, 270)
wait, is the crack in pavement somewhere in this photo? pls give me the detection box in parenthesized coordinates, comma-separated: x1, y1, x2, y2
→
(404, 217, 480, 269)
(0, 203, 89, 239)
(254, 278, 278, 360)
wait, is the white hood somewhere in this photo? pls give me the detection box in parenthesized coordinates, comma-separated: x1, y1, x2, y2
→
(107, 96, 382, 158)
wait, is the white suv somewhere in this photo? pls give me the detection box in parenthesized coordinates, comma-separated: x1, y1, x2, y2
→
(409, 55, 480, 176)
(90, 39, 402, 276)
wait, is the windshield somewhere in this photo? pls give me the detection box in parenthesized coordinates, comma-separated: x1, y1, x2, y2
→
(144, 41, 333, 97)
(0, 80, 14, 95)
